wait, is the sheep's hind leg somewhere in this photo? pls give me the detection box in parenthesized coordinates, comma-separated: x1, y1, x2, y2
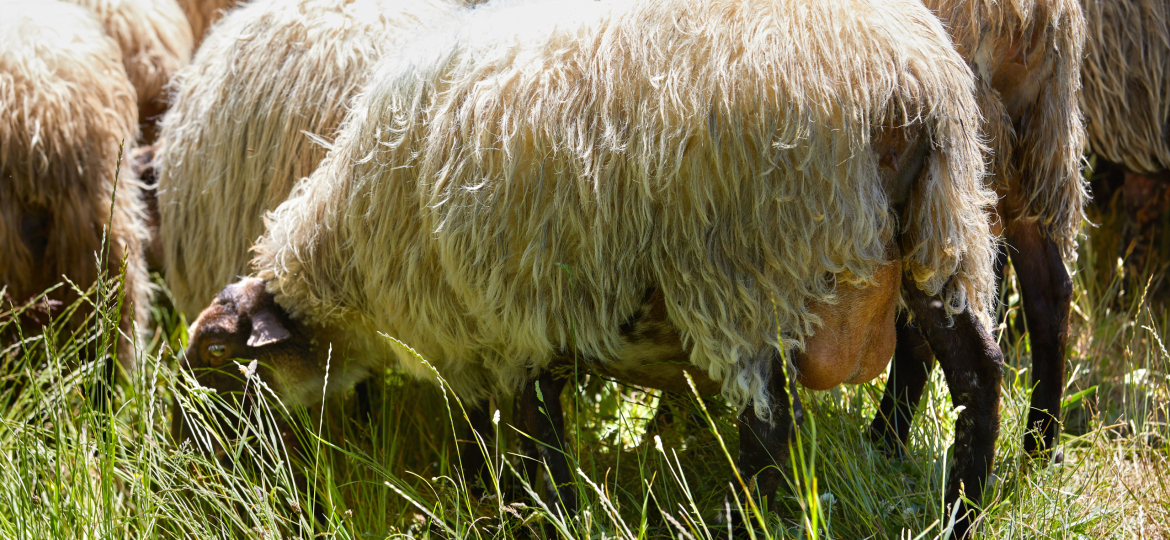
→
(1007, 221, 1071, 458)
(868, 245, 1008, 458)
(866, 314, 936, 457)
(903, 276, 1003, 539)
(516, 368, 577, 519)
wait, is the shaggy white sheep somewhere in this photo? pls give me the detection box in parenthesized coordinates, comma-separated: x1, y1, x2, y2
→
(1081, 0, 1170, 174)
(251, 0, 993, 401)
(181, 0, 1001, 532)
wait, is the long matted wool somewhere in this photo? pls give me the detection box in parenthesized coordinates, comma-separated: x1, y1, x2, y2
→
(255, 0, 996, 416)
(1081, 0, 1170, 174)
(924, 0, 1088, 261)
(64, 0, 194, 136)
(157, 0, 469, 318)
(0, 0, 152, 369)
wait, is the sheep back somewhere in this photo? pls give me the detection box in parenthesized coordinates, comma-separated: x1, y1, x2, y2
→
(1081, 0, 1170, 174)
(64, 0, 194, 142)
(924, 0, 1088, 261)
(157, 0, 467, 318)
(0, 0, 152, 369)
(255, 0, 995, 415)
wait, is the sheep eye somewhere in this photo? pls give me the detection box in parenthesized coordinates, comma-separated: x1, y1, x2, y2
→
(207, 344, 227, 358)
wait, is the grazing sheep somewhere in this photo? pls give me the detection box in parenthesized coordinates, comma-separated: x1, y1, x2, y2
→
(174, 0, 241, 48)
(0, 0, 152, 371)
(179, 0, 1002, 534)
(1080, 0, 1170, 277)
(64, 0, 194, 143)
(870, 0, 1087, 459)
(157, 0, 471, 320)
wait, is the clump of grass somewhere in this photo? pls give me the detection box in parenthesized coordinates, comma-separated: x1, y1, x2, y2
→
(0, 183, 1166, 538)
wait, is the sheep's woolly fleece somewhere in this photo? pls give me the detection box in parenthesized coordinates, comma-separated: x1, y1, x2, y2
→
(0, 0, 152, 369)
(174, 0, 240, 47)
(63, 0, 194, 134)
(1081, 0, 1170, 173)
(255, 0, 996, 416)
(924, 0, 1088, 262)
(157, 0, 470, 318)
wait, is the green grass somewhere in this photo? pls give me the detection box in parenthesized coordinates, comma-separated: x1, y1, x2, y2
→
(1, 208, 1167, 539)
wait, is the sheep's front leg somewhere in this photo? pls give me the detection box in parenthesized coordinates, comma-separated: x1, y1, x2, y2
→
(459, 402, 495, 497)
(516, 369, 577, 518)
(903, 276, 1003, 539)
(867, 314, 936, 456)
(737, 354, 801, 501)
(1007, 221, 1072, 458)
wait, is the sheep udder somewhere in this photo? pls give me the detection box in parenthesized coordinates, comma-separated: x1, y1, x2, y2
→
(794, 258, 901, 391)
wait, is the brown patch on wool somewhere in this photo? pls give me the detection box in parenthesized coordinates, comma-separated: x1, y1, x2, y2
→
(174, 0, 241, 47)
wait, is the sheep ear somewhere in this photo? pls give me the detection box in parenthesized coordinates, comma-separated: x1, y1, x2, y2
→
(247, 309, 291, 347)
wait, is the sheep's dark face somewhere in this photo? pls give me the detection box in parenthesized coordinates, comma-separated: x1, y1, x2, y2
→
(182, 278, 298, 392)
(173, 277, 323, 454)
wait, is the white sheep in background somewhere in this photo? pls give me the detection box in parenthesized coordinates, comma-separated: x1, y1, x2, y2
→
(1082, 0, 1170, 174)
(1, 0, 152, 371)
(156, 0, 474, 319)
(65, 0, 194, 142)
(174, 0, 242, 47)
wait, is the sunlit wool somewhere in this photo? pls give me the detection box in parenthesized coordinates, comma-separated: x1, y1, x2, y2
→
(157, 0, 469, 318)
(0, 0, 152, 369)
(924, 0, 1088, 261)
(174, 0, 241, 47)
(254, 0, 996, 416)
(1081, 0, 1170, 173)
(64, 0, 194, 138)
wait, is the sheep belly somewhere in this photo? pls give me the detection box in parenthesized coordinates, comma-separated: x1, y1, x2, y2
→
(793, 258, 901, 391)
(588, 254, 899, 396)
(586, 289, 723, 397)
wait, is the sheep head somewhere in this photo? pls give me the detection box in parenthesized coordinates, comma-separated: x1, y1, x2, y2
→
(173, 277, 327, 453)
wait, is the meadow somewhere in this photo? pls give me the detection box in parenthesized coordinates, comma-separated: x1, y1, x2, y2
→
(0, 166, 1167, 539)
